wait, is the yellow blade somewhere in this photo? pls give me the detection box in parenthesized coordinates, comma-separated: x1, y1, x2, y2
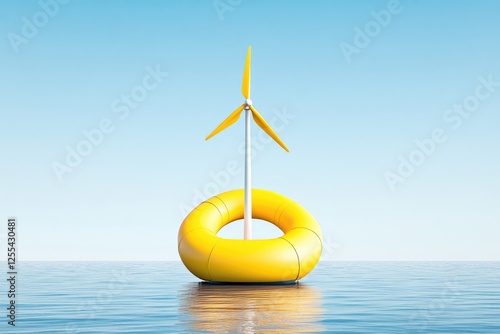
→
(250, 105, 289, 152)
(242, 45, 251, 99)
(205, 104, 245, 140)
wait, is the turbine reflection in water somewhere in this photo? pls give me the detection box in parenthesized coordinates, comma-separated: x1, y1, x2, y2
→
(179, 283, 324, 333)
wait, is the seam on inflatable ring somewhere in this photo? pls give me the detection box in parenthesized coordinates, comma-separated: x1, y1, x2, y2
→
(178, 227, 206, 246)
(200, 200, 223, 282)
(203, 200, 226, 229)
(272, 195, 288, 221)
(290, 226, 323, 257)
(274, 199, 289, 224)
(275, 201, 288, 228)
(288, 227, 323, 252)
(179, 201, 223, 244)
(213, 196, 230, 224)
(279, 237, 300, 281)
(178, 205, 221, 244)
(206, 240, 219, 282)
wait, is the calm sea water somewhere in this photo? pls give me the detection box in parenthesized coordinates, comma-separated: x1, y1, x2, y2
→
(2, 262, 499, 333)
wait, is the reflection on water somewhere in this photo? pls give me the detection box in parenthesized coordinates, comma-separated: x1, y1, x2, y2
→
(179, 283, 324, 333)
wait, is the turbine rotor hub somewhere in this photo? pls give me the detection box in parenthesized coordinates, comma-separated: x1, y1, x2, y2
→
(245, 98, 253, 107)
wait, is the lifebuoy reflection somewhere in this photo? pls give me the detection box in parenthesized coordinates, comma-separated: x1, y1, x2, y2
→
(179, 283, 324, 333)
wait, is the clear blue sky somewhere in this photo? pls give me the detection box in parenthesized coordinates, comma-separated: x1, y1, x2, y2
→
(1, 0, 499, 260)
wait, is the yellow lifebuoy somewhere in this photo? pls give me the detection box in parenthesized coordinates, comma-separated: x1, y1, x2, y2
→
(178, 189, 322, 283)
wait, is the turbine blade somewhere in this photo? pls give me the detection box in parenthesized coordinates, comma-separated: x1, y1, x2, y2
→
(242, 45, 251, 99)
(250, 105, 289, 152)
(205, 104, 246, 140)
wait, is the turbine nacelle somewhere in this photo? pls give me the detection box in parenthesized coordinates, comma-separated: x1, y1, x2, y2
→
(244, 98, 253, 109)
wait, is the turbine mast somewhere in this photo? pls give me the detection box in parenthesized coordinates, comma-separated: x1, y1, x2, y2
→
(244, 105, 252, 240)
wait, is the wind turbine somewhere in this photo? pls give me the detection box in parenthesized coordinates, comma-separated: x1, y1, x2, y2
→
(206, 45, 289, 240)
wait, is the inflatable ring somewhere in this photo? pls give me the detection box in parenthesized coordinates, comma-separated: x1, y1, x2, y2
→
(178, 189, 322, 283)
